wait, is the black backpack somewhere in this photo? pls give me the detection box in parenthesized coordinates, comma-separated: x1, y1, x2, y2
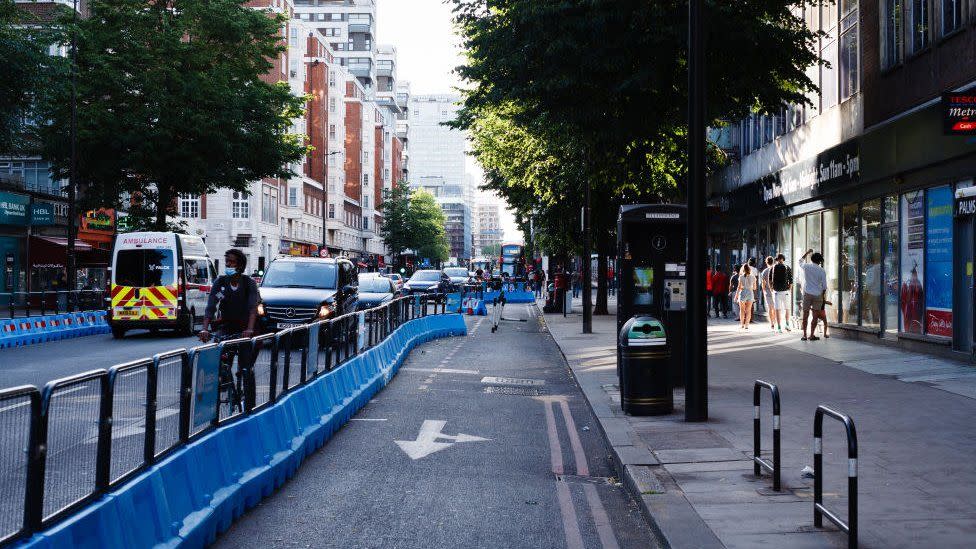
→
(771, 263, 792, 292)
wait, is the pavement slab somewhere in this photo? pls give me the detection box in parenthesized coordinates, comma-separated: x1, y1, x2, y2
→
(543, 297, 976, 549)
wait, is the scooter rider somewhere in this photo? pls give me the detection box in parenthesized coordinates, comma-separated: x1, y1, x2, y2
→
(198, 249, 259, 342)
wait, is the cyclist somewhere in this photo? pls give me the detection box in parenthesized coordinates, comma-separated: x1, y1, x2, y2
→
(198, 249, 259, 342)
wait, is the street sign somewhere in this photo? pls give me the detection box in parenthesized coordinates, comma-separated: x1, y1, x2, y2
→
(394, 420, 489, 460)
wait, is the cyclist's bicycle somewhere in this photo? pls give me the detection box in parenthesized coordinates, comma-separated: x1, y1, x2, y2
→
(212, 331, 247, 417)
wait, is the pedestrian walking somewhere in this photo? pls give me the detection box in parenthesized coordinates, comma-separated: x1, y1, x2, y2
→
(728, 264, 741, 320)
(747, 258, 761, 322)
(711, 265, 729, 318)
(813, 253, 831, 338)
(760, 256, 776, 330)
(798, 248, 828, 341)
(572, 270, 580, 298)
(736, 264, 757, 329)
(706, 263, 714, 317)
(771, 254, 792, 332)
(608, 265, 616, 296)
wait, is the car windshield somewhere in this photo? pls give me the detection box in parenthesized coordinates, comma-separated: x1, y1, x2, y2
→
(359, 278, 392, 293)
(261, 261, 338, 289)
(444, 268, 468, 277)
(411, 271, 441, 282)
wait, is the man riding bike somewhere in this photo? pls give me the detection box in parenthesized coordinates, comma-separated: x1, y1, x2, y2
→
(199, 249, 259, 343)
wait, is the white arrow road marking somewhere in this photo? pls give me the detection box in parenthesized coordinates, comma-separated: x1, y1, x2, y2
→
(395, 420, 489, 460)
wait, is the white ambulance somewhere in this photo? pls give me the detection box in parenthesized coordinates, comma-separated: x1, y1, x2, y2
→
(108, 232, 215, 338)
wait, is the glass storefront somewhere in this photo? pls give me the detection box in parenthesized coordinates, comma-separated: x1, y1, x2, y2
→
(841, 204, 859, 324)
(882, 196, 899, 335)
(925, 186, 953, 337)
(900, 190, 925, 334)
(861, 199, 882, 328)
(824, 209, 841, 323)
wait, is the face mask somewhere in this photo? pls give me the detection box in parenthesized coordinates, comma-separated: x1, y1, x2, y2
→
(225, 268, 238, 276)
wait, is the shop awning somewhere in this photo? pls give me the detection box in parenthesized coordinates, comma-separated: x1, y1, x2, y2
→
(29, 235, 109, 268)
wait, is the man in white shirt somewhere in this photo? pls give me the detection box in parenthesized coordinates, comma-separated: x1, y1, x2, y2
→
(798, 248, 828, 341)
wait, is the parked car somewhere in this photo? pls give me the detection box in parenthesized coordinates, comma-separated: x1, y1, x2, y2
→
(387, 273, 404, 290)
(256, 256, 358, 332)
(355, 276, 398, 311)
(442, 267, 472, 289)
(402, 269, 450, 295)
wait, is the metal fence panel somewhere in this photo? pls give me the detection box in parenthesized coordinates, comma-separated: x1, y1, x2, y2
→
(250, 336, 276, 410)
(217, 339, 251, 424)
(0, 387, 36, 544)
(109, 361, 152, 483)
(41, 373, 105, 521)
(153, 352, 184, 458)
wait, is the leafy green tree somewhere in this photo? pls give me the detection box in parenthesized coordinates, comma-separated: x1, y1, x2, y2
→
(379, 182, 413, 262)
(37, 0, 308, 229)
(451, 0, 822, 313)
(408, 189, 450, 263)
(0, 0, 65, 153)
(480, 243, 500, 257)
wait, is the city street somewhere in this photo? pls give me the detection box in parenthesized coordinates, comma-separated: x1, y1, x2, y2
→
(0, 329, 198, 388)
(214, 308, 657, 549)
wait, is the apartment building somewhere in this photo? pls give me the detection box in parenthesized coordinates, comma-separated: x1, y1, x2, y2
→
(293, 0, 378, 97)
(707, 0, 976, 357)
(473, 202, 502, 257)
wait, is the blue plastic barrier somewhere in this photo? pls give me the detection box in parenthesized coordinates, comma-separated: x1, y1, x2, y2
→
(0, 310, 109, 348)
(15, 313, 466, 549)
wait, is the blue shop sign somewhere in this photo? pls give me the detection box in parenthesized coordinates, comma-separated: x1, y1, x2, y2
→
(31, 203, 55, 225)
(0, 191, 30, 226)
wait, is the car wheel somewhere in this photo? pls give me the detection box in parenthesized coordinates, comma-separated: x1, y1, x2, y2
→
(111, 326, 126, 339)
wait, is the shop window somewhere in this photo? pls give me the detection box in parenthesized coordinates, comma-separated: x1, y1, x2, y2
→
(925, 186, 953, 337)
(899, 191, 925, 333)
(824, 209, 841, 323)
(860, 200, 882, 328)
(882, 196, 900, 335)
(840, 204, 859, 324)
(792, 218, 806, 312)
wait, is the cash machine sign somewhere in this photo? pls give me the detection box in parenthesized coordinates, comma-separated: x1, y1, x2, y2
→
(651, 235, 667, 251)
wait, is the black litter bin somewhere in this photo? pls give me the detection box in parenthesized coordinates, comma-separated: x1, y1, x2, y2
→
(618, 316, 673, 415)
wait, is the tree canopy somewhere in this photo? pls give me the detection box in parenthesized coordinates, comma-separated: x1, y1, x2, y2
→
(37, 0, 308, 228)
(408, 189, 450, 263)
(451, 0, 823, 248)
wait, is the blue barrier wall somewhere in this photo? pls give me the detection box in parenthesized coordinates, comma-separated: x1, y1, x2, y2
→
(13, 314, 466, 549)
(0, 311, 110, 348)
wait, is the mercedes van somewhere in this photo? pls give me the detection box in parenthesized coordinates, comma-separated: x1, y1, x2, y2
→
(108, 232, 215, 338)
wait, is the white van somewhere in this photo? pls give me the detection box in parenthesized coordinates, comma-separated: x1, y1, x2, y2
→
(108, 232, 215, 338)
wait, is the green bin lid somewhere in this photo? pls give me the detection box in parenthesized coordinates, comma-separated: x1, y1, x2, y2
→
(627, 317, 666, 341)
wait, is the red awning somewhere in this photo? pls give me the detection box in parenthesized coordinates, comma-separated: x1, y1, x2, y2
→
(29, 235, 109, 268)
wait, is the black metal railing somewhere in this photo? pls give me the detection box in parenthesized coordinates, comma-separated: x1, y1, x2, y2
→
(0, 293, 448, 544)
(1, 290, 106, 318)
(814, 405, 858, 549)
(752, 380, 781, 491)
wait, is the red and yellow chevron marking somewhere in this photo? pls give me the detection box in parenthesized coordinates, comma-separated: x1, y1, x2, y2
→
(111, 284, 139, 307)
(141, 306, 175, 320)
(141, 285, 177, 308)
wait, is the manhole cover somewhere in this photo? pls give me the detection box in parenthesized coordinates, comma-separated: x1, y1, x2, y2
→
(481, 376, 545, 386)
(484, 386, 545, 396)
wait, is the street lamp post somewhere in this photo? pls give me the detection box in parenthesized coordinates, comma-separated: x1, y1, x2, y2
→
(66, 0, 79, 301)
(685, 0, 708, 422)
(323, 150, 342, 254)
(582, 178, 592, 334)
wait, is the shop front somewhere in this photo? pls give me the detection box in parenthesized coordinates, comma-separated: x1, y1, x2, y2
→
(709, 102, 976, 358)
(279, 240, 320, 257)
(0, 190, 30, 304)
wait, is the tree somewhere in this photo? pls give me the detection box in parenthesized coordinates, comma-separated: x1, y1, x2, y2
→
(408, 189, 450, 264)
(480, 243, 500, 257)
(0, 0, 65, 153)
(379, 182, 412, 262)
(37, 0, 308, 229)
(451, 0, 822, 312)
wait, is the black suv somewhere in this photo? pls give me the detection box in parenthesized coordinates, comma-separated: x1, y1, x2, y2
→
(256, 256, 359, 332)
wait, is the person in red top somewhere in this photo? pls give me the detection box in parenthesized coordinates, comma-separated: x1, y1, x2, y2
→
(608, 265, 616, 296)
(706, 263, 714, 317)
(710, 265, 730, 318)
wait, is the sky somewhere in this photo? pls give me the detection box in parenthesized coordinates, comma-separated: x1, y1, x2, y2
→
(376, 0, 521, 244)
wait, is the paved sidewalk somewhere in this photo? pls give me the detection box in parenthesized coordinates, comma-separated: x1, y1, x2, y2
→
(543, 300, 976, 549)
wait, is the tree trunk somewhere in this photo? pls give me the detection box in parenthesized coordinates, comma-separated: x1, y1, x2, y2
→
(594, 231, 609, 315)
(154, 187, 170, 231)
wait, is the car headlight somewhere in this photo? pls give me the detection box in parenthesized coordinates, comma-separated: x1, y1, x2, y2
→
(317, 304, 333, 318)
(257, 303, 265, 316)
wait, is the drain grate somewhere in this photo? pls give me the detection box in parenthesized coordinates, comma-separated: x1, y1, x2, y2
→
(484, 385, 545, 396)
(481, 376, 545, 386)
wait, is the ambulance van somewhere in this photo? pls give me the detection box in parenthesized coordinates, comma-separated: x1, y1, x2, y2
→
(107, 232, 215, 338)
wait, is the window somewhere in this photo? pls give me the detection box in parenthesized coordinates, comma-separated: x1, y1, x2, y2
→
(288, 187, 297, 207)
(908, 0, 930, 54)
(882, 196, 899, 334)
(899, 191, 925, 333)
(179, 194, 199, 218)
(328, 203, 335, 219)
(185, 258, 211, 285)
(262, 185, 278, 223)
(839, 0, 859, 100)
(881, 0, 904, 69)
(363, 173, 369, 185)
(860, 199, 882, 328)
(840, 204, 859, 324)
(329, 98, 337, 112)
(363, 216, 369, 230)
(232, 191, 249, 219)
(824, 209, 841, 323)
(941, 0, 962, 35)
(329, 124, 336, 139)
(289, 27, 298, 47)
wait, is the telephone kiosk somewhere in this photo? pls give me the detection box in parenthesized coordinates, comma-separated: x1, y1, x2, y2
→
(617, 204, 687, 388)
